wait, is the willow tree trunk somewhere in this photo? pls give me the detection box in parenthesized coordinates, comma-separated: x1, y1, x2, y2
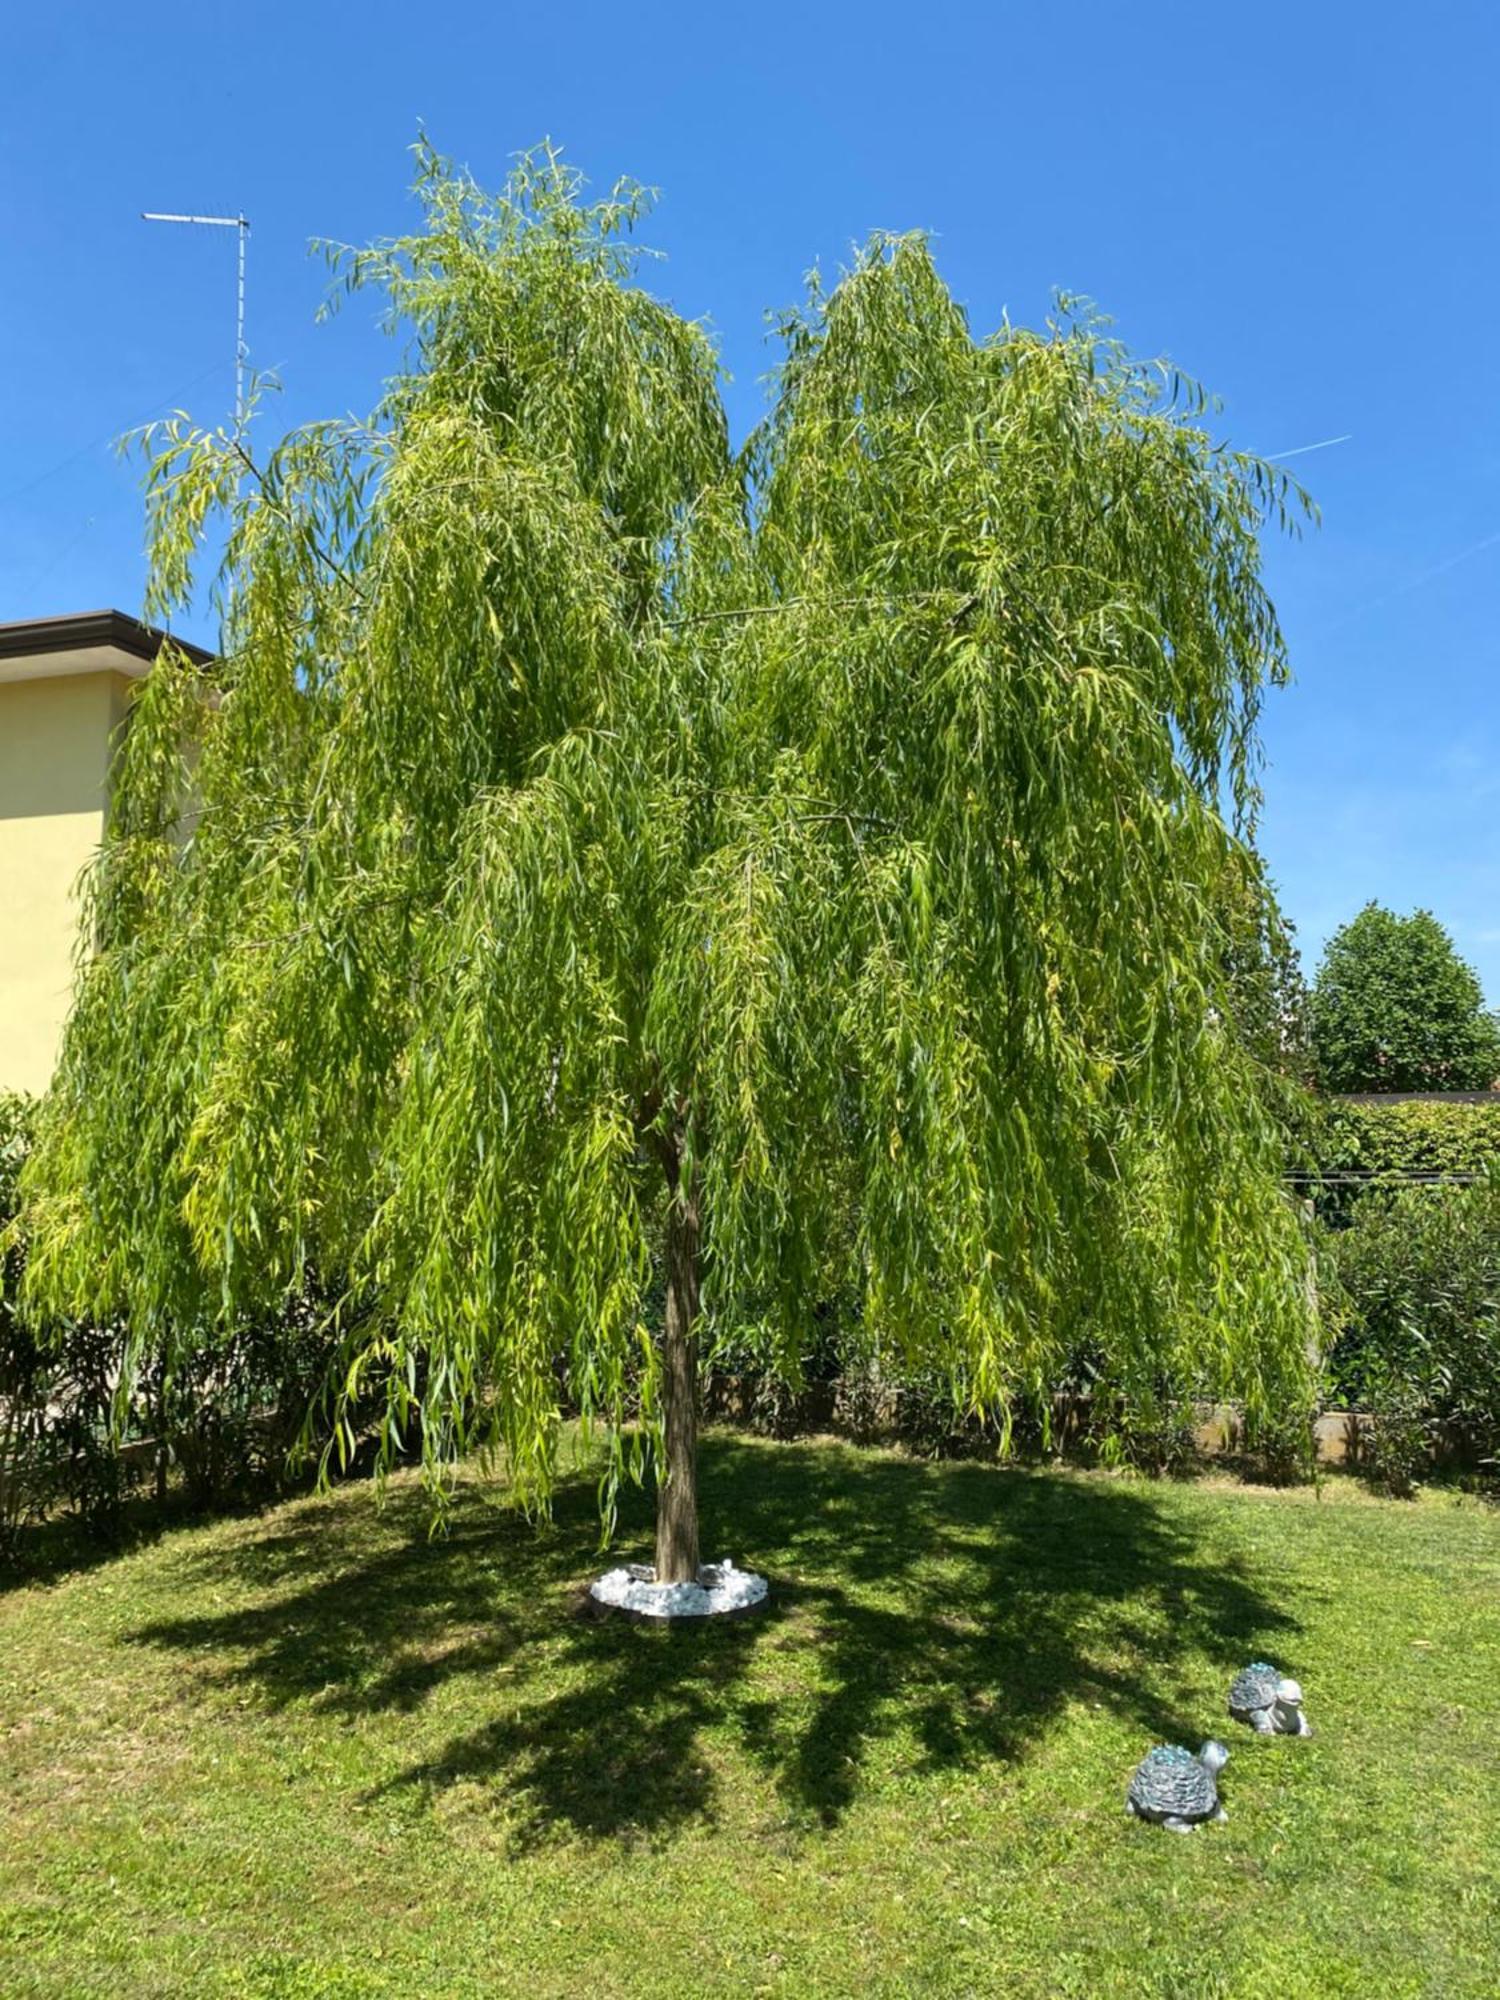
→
(655, 1177, 701, 1584)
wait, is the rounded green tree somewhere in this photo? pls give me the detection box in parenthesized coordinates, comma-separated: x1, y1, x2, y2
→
(1310, 904, 1500, 1093)
(18, 147, 1314, 1577)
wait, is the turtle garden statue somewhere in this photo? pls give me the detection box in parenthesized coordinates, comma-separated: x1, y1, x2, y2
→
(1126, 1741, 1230, 1832)
(1228, 1662, 1312, 1736)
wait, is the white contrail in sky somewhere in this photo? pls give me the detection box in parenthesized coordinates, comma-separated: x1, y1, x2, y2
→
(1321, 524, 1500, 633)
(1263, 432, 1353, 462)
(1253, 429, 1500, 632)
(1399, 526, 1500, 591)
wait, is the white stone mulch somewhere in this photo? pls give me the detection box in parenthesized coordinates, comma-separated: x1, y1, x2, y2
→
(589, 1558, 769, 1620)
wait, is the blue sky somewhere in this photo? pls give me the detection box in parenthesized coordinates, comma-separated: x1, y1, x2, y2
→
(3, 2, 1497, 994)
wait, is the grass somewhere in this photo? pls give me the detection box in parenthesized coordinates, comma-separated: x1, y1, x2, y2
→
(1, 1432, 1498, 1999)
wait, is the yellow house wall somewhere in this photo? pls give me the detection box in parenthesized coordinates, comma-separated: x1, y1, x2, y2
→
(0, 672, 126, 1096)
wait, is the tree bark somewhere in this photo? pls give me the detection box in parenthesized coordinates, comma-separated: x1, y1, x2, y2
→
(655, 1166, 701, 1584)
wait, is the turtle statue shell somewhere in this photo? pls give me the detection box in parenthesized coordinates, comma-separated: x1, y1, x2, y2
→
(1229, 1662, 1282, 1715)
(1126, 1742, 1229, 1832)
(1228, 1661, 1312, 1735)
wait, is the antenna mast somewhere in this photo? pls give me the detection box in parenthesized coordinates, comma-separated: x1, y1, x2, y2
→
(141, 211, 251, 430)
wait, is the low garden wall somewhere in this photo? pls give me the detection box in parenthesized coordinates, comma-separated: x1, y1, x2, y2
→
(702, 1371, 1480, 1473)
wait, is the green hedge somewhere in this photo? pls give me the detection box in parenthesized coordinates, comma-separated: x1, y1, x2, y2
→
(1317, 1097, 1500, 1180)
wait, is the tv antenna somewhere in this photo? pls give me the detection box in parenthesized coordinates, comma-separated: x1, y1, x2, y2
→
(141, 210, 251, 430)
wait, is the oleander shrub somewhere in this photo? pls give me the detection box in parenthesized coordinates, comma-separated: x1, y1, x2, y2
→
(1088, 1395, 1200, 1476)
(2, 1093, 133, 1550)
(706, 1318, 1212, 1471)
(1, 1092, 43, 1549)
(1360, 1370, 1432, 1499)
(2, 1089, 346, 1547)
(1322, 1172, 1500, 1479)
(1240, 1402, 1317, 1486)
(138, 1289, 344, 1510)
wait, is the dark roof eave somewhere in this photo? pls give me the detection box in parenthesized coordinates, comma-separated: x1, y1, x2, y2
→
(0, 610, 214, 669)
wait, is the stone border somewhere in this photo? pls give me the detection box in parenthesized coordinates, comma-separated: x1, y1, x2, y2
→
(579, 1560, 773, 1625)
(577, 1585, 772, 1626)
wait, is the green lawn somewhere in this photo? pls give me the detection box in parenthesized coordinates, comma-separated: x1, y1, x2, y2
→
(2, 1433, 1497, 1998)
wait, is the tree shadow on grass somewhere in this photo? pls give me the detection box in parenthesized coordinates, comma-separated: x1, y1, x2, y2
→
(2, 1497, 169, 1597)
(125, 1432, 1299, 1848)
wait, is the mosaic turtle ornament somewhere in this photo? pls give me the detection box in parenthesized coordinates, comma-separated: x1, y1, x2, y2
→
(1126, 1741, 1229, 1832)
(1228, 1662, 1312, 1736)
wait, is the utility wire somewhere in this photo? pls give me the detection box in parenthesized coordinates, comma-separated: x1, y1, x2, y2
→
(1283, 1170, 1491, 1185)
(0, 357, 228, 514)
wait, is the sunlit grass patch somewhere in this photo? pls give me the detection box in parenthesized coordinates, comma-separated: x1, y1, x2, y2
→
(2, 1432, 1497, 1997)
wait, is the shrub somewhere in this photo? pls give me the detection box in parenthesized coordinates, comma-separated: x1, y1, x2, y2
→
(139, 1291, 342, 1510)
(1322, 1174, 1500, 1473)
(2, 1093, 140, 1550)
(2, 1090, 342, 1547)
(1361, 1372, 1431, 1499)
(1092, 1396, 1200, 1477)
(1240, 1403, 1317, 1486)
(2, 1096, 146, 1544)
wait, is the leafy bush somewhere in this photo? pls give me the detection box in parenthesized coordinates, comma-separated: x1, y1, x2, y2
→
(1318, 1096, 1500, 1183)
(1322, 1174, 1500, 1474)
(2, 1094, 132, 1549)
(3, 1089, 342, 1548)
(1240, 1403, 1317, 1486)
(1361, 1373, 1431, 1499)
(138, 1291, 342, 1510)
(1090, 1396, 1200, 1477)
(707, 1323, 1215, 1472)
(1309, 904, 1500, 1092)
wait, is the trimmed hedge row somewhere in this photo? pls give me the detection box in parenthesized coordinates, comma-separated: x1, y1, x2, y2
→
(1317, 1096, 1500, 1180)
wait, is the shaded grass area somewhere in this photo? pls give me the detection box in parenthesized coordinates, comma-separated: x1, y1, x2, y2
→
(1, 1431, 1497, 1997)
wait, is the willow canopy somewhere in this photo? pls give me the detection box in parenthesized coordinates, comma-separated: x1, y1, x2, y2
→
(19, 146, 1315, 1578)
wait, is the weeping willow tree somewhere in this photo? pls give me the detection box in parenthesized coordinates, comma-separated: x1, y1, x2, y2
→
(18, 145, 1315, 1580)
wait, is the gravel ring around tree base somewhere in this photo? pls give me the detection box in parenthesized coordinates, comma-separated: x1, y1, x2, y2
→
(585, 1559, 770, 1622)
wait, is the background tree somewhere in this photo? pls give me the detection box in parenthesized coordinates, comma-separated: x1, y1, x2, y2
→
(18, 146, 1315, 1579)
(1309, 904, 1500, 1093)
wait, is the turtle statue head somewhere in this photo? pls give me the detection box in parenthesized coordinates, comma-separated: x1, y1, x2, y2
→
(1198, 1739, 1230, 1776)
(1273, 1676, 1305, 1727)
